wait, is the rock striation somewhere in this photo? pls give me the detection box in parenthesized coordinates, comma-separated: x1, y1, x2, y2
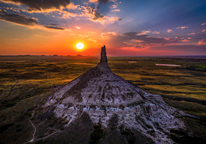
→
(44, 45, 186, 143)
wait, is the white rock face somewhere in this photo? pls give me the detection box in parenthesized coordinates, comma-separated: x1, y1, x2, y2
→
(44, 46, 186, 144)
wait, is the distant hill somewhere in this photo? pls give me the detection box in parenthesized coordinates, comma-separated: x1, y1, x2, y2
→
(76, 54, 83, 57)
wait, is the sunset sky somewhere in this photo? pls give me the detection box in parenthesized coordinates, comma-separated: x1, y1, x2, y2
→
(0, 0, 206, 56)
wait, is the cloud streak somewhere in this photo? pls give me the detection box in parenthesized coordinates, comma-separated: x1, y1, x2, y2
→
(177, 26, 188, 30)
(136, 30, 151, 35)
(201, 22, 206, 25)
(0, 9, 67, 30)
(44, 25, 65, 30)
(152, 31, 160, 34)
(0, 9, 38, 26)
(188, 33, 196, 35)
(111, 9, 120, 12)
(1, 0, 71, 12)
(75, 26, 80, 29)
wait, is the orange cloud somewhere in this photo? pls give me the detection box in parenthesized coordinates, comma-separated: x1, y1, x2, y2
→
(101, 32, 117, 39)
(75, 26, 81, 29)
(188, 33, 196, 35)
(61, 11, 78, 18)
(112, 4, 117, 9)
(182, 39, 189, 42)
(136, 30, 151, 35)
(196, 39, 206, 46)
(88, 38, 98, 43)
(89, 0, 98, 3)
(111, 9, 120, 12)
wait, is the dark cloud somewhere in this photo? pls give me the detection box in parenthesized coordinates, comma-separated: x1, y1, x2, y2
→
(103, 32, 181, 48)
(44, 25, 65, 30)
(93, 11, 104, 20)
(2, 0, 71, 11)
(50, 23, 57, 26)
(122, 32, 179, 44)
(124, 32, 137, 37)
(152, 45, 206, 54)
(0, 9, 38, 25)
(98, 0, 109, 4)
(0, 9, 66, 30)
(86, 7, 104, 21)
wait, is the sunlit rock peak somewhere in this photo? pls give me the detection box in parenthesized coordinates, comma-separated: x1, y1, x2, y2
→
(44, 45, 186, 143)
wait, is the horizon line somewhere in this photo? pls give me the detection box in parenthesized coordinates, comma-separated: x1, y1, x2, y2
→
(0, 54, 206, 57)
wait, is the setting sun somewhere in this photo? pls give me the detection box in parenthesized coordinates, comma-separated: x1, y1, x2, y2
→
(76, 42, 84, 50)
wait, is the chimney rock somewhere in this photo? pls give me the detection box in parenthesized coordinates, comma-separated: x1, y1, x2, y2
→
(100, 45, 107, 63)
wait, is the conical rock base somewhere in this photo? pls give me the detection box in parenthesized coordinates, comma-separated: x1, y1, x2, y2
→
(44, 61, 185, 143)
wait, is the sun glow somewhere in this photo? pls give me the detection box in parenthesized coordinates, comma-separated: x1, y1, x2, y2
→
(76, 42, 84, 50)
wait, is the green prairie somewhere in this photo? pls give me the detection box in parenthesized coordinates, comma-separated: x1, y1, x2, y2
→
(1, 56, 206, 115)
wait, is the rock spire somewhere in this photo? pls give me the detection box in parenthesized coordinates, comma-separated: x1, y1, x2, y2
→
(100, 45, 107, 63)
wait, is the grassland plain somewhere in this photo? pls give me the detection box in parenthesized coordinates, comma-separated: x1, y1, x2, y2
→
(0, 55, 206, 143)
